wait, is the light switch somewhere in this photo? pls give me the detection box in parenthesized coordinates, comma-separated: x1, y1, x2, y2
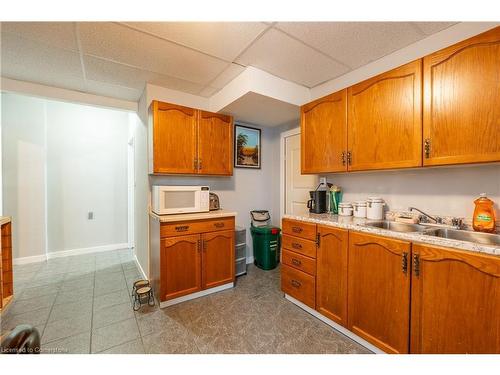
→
(88, 212, 94, 220)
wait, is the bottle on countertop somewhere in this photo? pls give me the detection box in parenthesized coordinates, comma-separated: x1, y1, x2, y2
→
(472, 193, 497, 233)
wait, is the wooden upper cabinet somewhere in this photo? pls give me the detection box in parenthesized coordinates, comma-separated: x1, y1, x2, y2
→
(411, 244, 500, 354)
(161, 234, 201, 301)
(316, 225, 348, 326)
(152, 101, 198, 174)
(198, 111, 233, 175)
(201, 230, 235, 289)
(150, 101, 233, 175)
(348, 232, 411, 354)
(423, 27, 500, 166)
(347, 60, 422, 171)
(301, 90, 347, 173)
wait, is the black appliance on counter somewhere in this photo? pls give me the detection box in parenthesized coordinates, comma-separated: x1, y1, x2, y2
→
(307, 183, 331, 214)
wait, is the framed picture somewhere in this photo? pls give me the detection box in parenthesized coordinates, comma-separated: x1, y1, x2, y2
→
(234, 124, 261, 169)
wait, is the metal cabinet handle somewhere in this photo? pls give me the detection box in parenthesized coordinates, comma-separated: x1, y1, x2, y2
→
(197, 239, 201, 252)
(341, 151, 346, 166)
(291, 279, 301, 288)
(199, 159, 202, 170)
(214, 222, 224, 228)
(194, 158, 198, 170)
(424, 139, 431, 159)
(175, 225, 189, 232)
(291, 242, 302, 250)
(291, 258, 302, 266)
(292, 227, 303, 233)
(347, 151, 352, 166)
(402, 252, 408, 274)
(413, 254, 420, 276)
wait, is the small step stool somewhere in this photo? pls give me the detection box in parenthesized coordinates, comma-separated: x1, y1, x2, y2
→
(132, 279, 155, 311)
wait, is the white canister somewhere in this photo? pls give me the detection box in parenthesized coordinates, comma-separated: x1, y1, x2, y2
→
(338, 202, 353, 217)
(353, 201, 367, 218)
(367, 197, 385, 220)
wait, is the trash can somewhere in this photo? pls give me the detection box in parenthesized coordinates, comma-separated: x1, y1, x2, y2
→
(250, 210, 281, 270)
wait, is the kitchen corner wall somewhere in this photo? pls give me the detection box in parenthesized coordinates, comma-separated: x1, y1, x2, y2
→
(326, 164, 500, 220)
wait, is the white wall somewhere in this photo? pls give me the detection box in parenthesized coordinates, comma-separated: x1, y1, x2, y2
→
(45, 100, 129, 253)
(2, 93, 47, 260)
(2, 92, 130, 260)
(326, 164, 500, 221)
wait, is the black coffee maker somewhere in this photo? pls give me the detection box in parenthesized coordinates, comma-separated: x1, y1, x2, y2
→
(307, 183, 330, 214)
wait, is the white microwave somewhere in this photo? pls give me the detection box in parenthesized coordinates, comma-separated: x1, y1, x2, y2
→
(152, 186, 210, 215)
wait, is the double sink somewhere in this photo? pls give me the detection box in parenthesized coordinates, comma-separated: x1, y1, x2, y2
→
(362, 221, 500, 246)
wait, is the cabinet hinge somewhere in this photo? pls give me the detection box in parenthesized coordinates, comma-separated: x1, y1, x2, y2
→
(316, 232, 321, 248)
(424, 139, 431, 159)
(413, 254, 420, 276)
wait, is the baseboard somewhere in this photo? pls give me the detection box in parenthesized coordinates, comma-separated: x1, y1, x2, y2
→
(134, 253, 148, 280)
(246, 255, 254, 264)
(47, 243, 129, 259)
(13, 254, 47, 265)
(13, 243, 130, 265)
(284, 294, 384, 354)
(159, 282, 234, 308)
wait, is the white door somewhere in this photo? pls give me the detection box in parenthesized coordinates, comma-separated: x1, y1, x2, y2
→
(285, 133, 318, 215)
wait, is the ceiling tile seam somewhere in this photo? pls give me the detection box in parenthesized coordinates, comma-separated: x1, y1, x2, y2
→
(115, 22, 232, 64)
(79, 52, 206, 89)
(271, 26, 353, 71)
(74, 22, 89, 89)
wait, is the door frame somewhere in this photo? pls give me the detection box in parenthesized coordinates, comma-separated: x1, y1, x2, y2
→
(280, 127, 300, 223)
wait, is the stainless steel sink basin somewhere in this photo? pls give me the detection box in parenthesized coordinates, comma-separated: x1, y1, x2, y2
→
(424, 228, 500, 246)
(363, 221, 429, 233)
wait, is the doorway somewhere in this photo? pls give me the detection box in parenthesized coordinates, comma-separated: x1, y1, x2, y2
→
(281, 129, 318, 219)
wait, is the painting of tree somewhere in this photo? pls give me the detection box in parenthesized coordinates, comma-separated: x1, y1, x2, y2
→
(234, 125, 261, 169)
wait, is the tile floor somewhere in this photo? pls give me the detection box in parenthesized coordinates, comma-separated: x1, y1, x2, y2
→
(1, 249, 370, 354)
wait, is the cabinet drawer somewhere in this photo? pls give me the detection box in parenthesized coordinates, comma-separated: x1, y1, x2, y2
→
(282, 234, 317, 258)
(282, 219, 316, 240)
(160, 217, 235, 237)
(281, 264, 316, 309)
(282, 249, 316, 276)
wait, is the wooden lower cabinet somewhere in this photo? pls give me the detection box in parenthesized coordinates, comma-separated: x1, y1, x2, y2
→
(161, 234, 202, 301)
(202, 230, 235, 289)
(316, 225, 348, 326)
(1, 221, 13, 311)
(347, 232, 411, 354)
(281, 264, 316, 309)
(411, 244, 500, 354)
(156, 217, 235, 303)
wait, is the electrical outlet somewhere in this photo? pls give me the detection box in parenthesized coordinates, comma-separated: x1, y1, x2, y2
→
(319, 177, 327, 186)
(88, 212, 94, 220)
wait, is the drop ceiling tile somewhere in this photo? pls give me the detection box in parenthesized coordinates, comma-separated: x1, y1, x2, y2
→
(236, 28, 349, 87)
(0, 22, 79, 51)
(85, 79, 142, 101)
(84, 55, 204, 94)
(121, 22, 268, 61)
(78, 22, 228, 85)
(412, 22, 457, 35)
(209, 63, 245, 89)
(1, 32, 85, 91)
(275, 22, 427, 70)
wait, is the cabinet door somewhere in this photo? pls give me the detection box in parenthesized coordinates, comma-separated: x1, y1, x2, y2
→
(198, 111, 233, 175)
(301, 90, 347, 173)
(348, 232, 411, 353)
(201, 230, 235, 289)
(152, 101, 198, 174)
(161, 234, 201, 301)
(411, 244, 500, 354)
(347, 60, 422, 171)
(423, 27, 500, 166)
(316, 225, 348, 326)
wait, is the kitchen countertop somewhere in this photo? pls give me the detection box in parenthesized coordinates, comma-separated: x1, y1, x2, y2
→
(0, 216, 11, 226)
(283, 213, 500, 257)
(149, 210, 237, 222)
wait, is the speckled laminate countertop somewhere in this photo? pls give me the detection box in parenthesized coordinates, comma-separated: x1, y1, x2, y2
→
(283, 213, 500, 257)
(0, 216, 11, 226)
(149, 210, 237, 222)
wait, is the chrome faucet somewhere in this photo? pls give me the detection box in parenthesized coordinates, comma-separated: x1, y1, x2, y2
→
(408, 207, 464, 230)
(408, 207, 440, 224)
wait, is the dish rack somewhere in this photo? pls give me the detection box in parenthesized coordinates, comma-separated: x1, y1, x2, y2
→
(235, 226, 247, 276)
